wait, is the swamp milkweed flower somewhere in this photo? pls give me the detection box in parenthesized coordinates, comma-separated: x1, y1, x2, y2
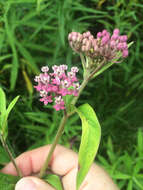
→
(34, 65, 80, 111)
(68, 28, 128, 65)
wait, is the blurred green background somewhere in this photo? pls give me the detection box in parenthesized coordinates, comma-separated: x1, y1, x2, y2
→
(0, 0, 143, 189)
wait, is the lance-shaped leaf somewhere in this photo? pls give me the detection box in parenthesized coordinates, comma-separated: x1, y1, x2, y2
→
(0, 145, 10, 165)
(1, 96, 20, 139)
(44, 174, 63, 190)
(0, 88, 6, 130)
(76, 103, 101, 190)
(0, 172, 20, 190)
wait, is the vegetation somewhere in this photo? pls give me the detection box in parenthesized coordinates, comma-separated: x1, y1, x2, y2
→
(0, 0, 143, 189)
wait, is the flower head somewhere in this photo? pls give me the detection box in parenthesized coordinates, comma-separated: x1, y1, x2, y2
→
(34, 65, 80, 111)
(68, 29, 128, 63)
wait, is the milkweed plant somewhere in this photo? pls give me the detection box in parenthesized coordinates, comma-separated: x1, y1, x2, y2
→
(0, 28, 132, 190)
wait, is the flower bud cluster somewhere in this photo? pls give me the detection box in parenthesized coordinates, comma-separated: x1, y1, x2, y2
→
(68, 29, 128, 62)
(34, 65, 80, 111)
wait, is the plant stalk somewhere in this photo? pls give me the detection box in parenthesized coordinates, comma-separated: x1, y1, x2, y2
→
(39, 111, 68, 178)
(39, 57, 105, 178)
(88, 60, 105, 80)
(0, 133, 22, 178)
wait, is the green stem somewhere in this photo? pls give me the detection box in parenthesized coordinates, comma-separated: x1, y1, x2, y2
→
(80, 53, 86, 70)
(39, 57, 105, 178)
(0, 133, 22, 178)
(39, 111, 68, 178)
(71, 77, 89, 107)
(71, 59, 105, 107)
(88, 59, 105, 80)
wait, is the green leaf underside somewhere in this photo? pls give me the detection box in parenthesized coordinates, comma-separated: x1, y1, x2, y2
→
(0, 88, 6, 130)
(44, 174, 63, 190)
(76, 103, 101, 190)
(0, 172, 20, 190)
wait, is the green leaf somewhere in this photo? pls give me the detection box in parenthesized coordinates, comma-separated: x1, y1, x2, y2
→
(4, 4, 19, 91)
(1, 96, 20, 139)
(44, 174, 63, 190)
(76, 103, 101, 190)
(0, 146, 10, 165)
(15, 41, 39, 74)
(0, 88, 6, 131)
(0, 54, 12, 63)
(127, 180, 133, 190)
(37, 0, 43, 12)
(93, 61, 115, 79)
(133, 177, 143, 190)
(113, 172, 131, 179)
(0, 88, 6, 114)
(137, 128, 143, 157)
(0, 172, 20, 190)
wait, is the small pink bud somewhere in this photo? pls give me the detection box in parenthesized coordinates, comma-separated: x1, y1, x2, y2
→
(72, 32, 78, 36)
(122, 50, 128, 57)
(113, 28, 120, 35)
(119, 35, 128, 42)
(82, 38, 88, 45)
(122, 42, 128, 49)
(92, 39, 97, 46)
(83, 31, 91, 38)
(102, 29, 108, 36)
(77, 34, 83, 42)
(101, 36, 109, 45)
(94, 45, 98, 51)
(69, 41, 73, 48)
(89, 35, 94, 40)
(86, 31, 91, 36)
(111, 34, 119, 40)
(85, 40, 91, 51)
(68, 33, 72, 41)
(72, 35, 77, 42)
(97, 32, 102, 38)
(110, 40, 116, 48)
(117, 43, 123, 50)
(81, 45, 86, 52)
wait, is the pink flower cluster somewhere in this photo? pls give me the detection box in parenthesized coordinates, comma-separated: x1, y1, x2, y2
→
(34, 65, 80, 111)
(68, 29, 128, 62)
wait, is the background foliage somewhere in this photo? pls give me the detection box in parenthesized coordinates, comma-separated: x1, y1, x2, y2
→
(0, 0, 143, 189)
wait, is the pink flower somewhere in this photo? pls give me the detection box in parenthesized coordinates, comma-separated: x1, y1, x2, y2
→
(34, 65, 80, 111)
(53, 96, 65, 111)
(68, 29, 129, 63)
(40, 95, 53, 105)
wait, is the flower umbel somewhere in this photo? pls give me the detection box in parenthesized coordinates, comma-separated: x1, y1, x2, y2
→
(68, 29, 128, 65)
(34, 65, 80, 111)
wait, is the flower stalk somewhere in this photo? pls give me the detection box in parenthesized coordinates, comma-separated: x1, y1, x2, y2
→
(39, 110, 68, 178)
(36, 28, 129, 178)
